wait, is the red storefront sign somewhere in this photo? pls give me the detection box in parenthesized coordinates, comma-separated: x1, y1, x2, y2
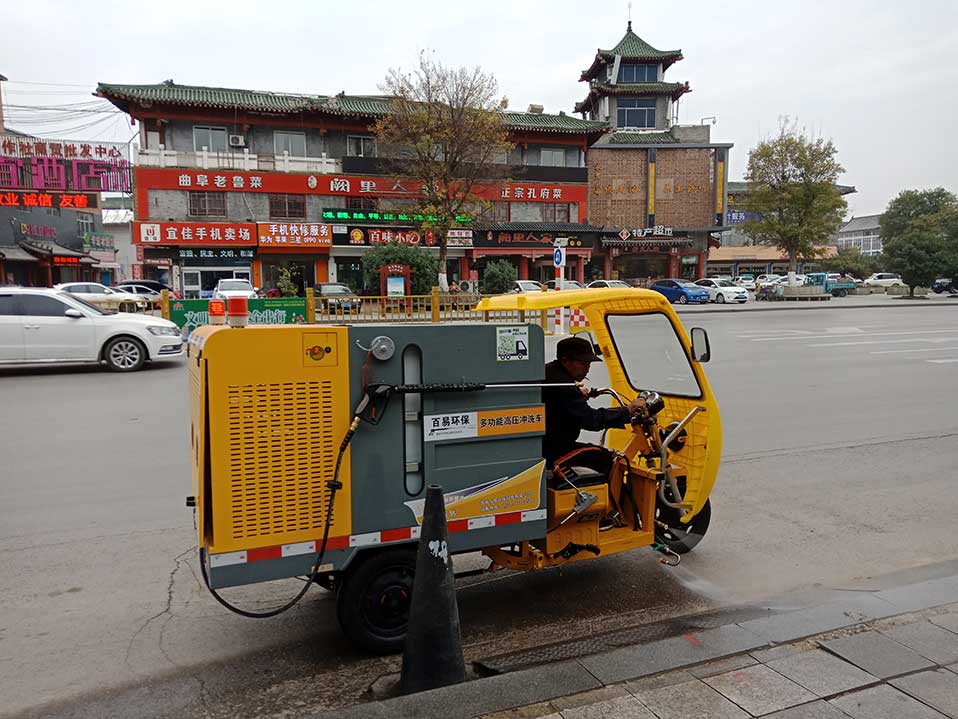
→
(1, 155, 131, 193)
(134, 168, 588, 208)
(257, 223, 333, 250)
(133, 221, 257, 246)
(0, 136, 128, 160)
(53, 257, 81, 267)
(344, 227, 436, 246)
(0, 190, 98, 209)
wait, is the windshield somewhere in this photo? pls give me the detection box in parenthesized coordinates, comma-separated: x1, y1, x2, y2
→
(608, 281, 630, 288)
(606, 313, 702, 398)
(218, 280, 252, 291)
(58, 292, 107, 315)
(517, 282, 541, 291)
(676, 280, 698, 288)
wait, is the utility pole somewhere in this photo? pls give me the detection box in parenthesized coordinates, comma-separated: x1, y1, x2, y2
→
(0, 74, 7, 133)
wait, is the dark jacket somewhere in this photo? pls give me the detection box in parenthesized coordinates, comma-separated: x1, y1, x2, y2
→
(542, 360, 632, 463)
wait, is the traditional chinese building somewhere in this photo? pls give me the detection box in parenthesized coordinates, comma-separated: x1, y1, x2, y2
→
(577, 22, 732, 282)
(96, 81, 607, 296)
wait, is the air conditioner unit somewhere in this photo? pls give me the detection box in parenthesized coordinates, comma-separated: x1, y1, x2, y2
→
(228, 134, 246, 148)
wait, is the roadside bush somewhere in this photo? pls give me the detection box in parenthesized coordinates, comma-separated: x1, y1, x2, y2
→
(482, 260, 518, 294)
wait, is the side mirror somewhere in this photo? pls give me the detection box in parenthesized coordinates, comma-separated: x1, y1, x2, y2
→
(690, 327, 710, 363)
(64, 309, 83, 319)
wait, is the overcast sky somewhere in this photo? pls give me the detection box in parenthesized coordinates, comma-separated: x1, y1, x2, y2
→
(4, 0, 956, 216)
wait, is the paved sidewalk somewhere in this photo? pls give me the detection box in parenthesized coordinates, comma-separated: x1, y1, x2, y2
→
(313, 573, 958, 719)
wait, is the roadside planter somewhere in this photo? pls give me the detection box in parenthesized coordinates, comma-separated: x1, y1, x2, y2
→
(169, 298, 308, 335)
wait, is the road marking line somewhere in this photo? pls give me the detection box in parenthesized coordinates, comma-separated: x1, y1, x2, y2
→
(927, 359, 958, 364)
(810, 338, 958, 348)
(870, 347, 958, 355)
(749, 330, 957, 342)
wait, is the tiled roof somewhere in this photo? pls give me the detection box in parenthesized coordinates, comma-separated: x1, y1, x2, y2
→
(96, 82, 608, 135)
(575, 82, 690, 113)
(839, 214, 882, 233)
(727, 181, 858, 196)
(600, 27, 682, 60)
(472, 222, 601, 233)
(608, 132, 678, 144)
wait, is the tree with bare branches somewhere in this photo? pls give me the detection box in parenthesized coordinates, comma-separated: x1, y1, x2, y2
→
(374, 52, 513, 290)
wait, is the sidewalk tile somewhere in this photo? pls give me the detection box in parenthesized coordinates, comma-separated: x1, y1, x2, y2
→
(830, 684, 948, 719)
(750, 644, 807, 664)
(766, 649, 877, 698)
(632, 678, 749, 719)
(625, 671, 697, 694)
(704, 665, 817, 716)
(480, 703, 561, 719)
(688, 655, 758, 679)
(890, 669, 958, 718)
(880, 621, 958, 665)
(820, 631, 936, 679)
(550, 686, 629, 712)
(579, 625, 764, 685)
(761, 701, 850, 719)
(559, 695, 655, 719)
(930, 612, 958, 635)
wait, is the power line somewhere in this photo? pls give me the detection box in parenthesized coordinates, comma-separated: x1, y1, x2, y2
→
(4, 80, 95, 88)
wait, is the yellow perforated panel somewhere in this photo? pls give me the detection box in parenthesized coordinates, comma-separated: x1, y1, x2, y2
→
(226, 381, 337, 541)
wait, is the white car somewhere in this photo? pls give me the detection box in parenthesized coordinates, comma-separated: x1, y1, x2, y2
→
(55, 282, 148, 312)
(114, 283, 163, 307)
(543, 279, 584, 291)
(755, 274, 782, 285)
(511, 280, 544, 293)
(863, 273, 904, 288)
(587, 279, 632, 289)
(212, 279, 257, 300)
(732, 276, 757, 291)
(695, 278, 749, 304)
(0, 288, 184, 371)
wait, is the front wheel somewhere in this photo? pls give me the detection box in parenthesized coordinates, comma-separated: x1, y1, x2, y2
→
(103, 337, 146, 372)
(677, 295, 688, 304)
(716, 293, 726, 304)
(337, 547, 416, 654)
(656, 498, 711, 555)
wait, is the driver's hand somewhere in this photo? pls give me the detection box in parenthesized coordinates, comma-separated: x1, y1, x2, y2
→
(627, 396, 648, 415)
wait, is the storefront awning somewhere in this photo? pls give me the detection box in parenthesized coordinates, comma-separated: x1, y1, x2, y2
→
(0, 245, 40, 262)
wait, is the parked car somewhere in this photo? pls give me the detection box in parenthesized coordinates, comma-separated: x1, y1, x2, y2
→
(0, 287, 183, 371)
(511, 280, 544, 293)
(732, 276, 757, 291)
(55, 282, 148, 312)
(695, 278, 748, 304)
(863, 273, 904, 288)
(587, 279, 632, 289)
(932, 277, 957, 294)
(316, 283, 362, 312)
(755, 274, 782, 286)
(542, 279, 584, 291)
(827, 273, 862, 286)
(114, 283, 162, 308)
(650, 278, 710, 304)
(709, 274, 733, 282)
(114, 279, 171, 294)
(212, 279, 257, 300)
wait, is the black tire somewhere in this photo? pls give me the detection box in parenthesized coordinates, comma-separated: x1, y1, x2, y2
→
(103, 336, 147, 372)
(677, 295, 688, 304)
(717, 293, 726, 304)
(837, 288, 848, 297)
(337, 547, 416, 654)
(656, 496, 711, 555)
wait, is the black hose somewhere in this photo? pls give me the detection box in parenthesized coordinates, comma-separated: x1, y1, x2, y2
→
(198, 418, 357, 619)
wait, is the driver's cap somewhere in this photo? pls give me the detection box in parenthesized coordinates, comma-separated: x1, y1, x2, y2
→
(557, 336, 601, 363)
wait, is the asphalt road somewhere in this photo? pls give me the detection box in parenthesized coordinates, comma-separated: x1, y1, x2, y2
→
(1, 303, 957, 718)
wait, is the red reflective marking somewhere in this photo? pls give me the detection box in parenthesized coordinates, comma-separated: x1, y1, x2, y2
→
(324, 535, 349, 551)
(381, 527, 413, 543)
(246, 546, 282, 562)
(495, 512, 523, 525)
(447, 519, 469, 533)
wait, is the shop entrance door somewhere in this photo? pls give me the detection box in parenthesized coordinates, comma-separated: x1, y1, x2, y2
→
(183, 270, 201, 299)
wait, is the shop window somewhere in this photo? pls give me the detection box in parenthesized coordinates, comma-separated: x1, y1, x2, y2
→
(345, 196, 378, 211)
(274, 131, 307, 157)
(479, 201, 510, 222)
(618, 64, 657, 83)
(541, 203, 570, 223)
(268, 193, 306, 220)
(192, 126, 228, 153)
(540, 148, 566, 167)
(76, 212, 95, 236)
(188, 191, 227, 217)
(347, 136, 376, 158)
(616, 98, 656, 129)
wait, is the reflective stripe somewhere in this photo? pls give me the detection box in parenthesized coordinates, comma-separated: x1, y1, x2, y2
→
(209, 550, 247, 567)
(282, 541, 316, 557)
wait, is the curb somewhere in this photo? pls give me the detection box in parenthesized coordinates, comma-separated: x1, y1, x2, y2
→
(308, 572, 958, 719)
(676, 299, 957, 315)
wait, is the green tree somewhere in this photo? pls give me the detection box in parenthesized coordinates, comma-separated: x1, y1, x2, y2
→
(880, 188, 958, 296)
(742, 121, 848, 284)
(374, 51, 513, 291)
(276, 266, 299, 297)
(481, 259, 517, 294)
(819, 246, 881, 280)
(361, 242, 438, 295)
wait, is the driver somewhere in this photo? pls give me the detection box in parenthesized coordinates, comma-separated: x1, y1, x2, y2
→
(543, 337, 647, 477)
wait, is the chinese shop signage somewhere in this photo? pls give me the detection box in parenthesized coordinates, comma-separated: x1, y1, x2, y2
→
(499, 185, 567, 201)
(177, 248, 255, 260)
(1, 135, 131, 193)
(20, 223, 57, 238)
(0, 190, 97, 209)
(134, 221, 257, 246)
(343, 227, 436, 246)
(321, 208, 472, 224)
(257, 223, 333, 248)
(476, 232, 591, 249)
(0, 136, 129, 161)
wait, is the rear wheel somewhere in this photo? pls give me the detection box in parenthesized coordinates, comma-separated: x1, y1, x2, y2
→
(337, 547, 416, 654)
(656, 490, 711, 555)
(677, 295, 688, 304)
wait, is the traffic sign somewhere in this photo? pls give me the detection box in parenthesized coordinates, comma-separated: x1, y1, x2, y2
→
(553, 247, 566, 268)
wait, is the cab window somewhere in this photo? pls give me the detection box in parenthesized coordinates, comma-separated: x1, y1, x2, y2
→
(20, 295, 71, 317)
(606, 313, 702, 398)
(0, 295, 17, 315)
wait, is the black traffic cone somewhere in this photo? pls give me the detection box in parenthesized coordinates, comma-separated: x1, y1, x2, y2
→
(400, 484, 466, 694)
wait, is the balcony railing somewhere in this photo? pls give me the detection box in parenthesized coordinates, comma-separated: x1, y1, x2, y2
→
(135, 145, 342, 174)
